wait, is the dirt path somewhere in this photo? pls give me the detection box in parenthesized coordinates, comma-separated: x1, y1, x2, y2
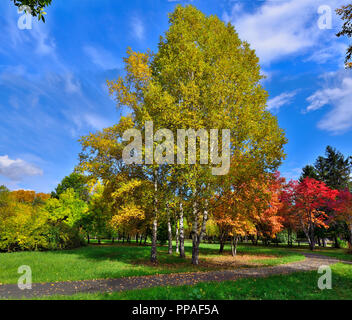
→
(0, 253, 350, 299)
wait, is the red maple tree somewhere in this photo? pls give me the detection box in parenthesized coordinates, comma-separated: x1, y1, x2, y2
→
(284, 177, 338, 251)
(333, 189, 352, 250)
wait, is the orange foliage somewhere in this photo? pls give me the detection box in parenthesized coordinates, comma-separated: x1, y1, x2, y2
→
(213, 172, 285, 240)
(10, 190, 51, 203)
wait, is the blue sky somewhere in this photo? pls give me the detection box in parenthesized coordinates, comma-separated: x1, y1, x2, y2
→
(0, 0, 351, 192)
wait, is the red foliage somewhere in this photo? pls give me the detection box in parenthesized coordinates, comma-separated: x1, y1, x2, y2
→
(332, 189, 352, 248)
(281, 177, 338, 250)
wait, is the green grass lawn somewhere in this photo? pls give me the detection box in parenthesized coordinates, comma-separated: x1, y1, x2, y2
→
(0, 242, 304, 285)
(38, 263, 352, 300)
(295, 247, 352, 262)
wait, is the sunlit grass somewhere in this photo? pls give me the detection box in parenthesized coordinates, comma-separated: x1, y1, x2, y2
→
(0, 241, 304, 285)
(37, 263, 352, 300)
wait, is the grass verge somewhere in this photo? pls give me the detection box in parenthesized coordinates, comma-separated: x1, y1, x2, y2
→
(35, 263, 352, 300)
(0, 242, 304, 285)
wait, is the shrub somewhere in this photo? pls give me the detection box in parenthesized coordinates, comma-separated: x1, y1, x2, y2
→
(0, 188, 87, 252)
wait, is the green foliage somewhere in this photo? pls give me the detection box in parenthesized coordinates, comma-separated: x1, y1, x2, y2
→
(44, 189, 88, 249)
(300, 165, 319, 181)
(0, 185, 10, 207)
(85, 183, 113, 240)
(46, 188, 88, 227)
(206, 218, 219, 237)
(51, 173, 90, 202)
(336, 237, 348, 249)
(0, 188, 87, 252)
(275, 230, 297, 245)
(0, 202, 49, 252)
(302, 146, 352, 190)
(157, 218, 169, 245)
(0, 185, 9, 193)
(12, 0, 52, 22)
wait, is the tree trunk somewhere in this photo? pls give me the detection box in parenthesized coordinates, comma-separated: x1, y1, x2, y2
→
(309, 226, 315, 251)
(151, 169, 158, 263)
(179, 201, 185, 258)
(348, 226, 352, 252)
(175, 218, 179, 254)
(302, 219, 313, 250)
(219, 231, 226, 253)
(167, 204, 173, 255)
(87, 234, 90, 244)
(322, 238, 326, 247)
(334, 235, 340, 248)
(219, 240, 225, 254)
(192, 198, 208, 266)
(231, 235, 239, 257)
(192, 240, 200, 265)
(191, 197, 199, 265)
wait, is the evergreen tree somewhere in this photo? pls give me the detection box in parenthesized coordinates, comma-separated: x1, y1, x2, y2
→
(323, 146, 352, 190)
(300, 165, 318, 181)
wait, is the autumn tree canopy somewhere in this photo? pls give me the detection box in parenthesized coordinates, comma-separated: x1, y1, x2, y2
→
(333, 189, 352, 249)
(94, 5, 288, 265)
(282, 178, 338, 251)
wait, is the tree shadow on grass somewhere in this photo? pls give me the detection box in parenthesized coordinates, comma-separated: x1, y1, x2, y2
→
(47, 242, 301, 270)
(0, 242, 307, 284)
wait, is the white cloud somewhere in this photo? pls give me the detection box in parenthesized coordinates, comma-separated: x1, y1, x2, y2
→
(306, 70, 352, 134)
(31, 23, 56, 56)
(223, 0, 347, 65)
(281, 167, 302, 181)
(84, 45, 120, 70)
(0, 155, 43, 181)
(304, 43, 347, 65)
(83, 113, 111, 130)
(71, 113, 112, 132)
(3, 5, 56, 58)
(131, 16, 145, 41)
(267, 91, 297, 111)
(222, 2, 243, 23)
(64, 72, 81, 94)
